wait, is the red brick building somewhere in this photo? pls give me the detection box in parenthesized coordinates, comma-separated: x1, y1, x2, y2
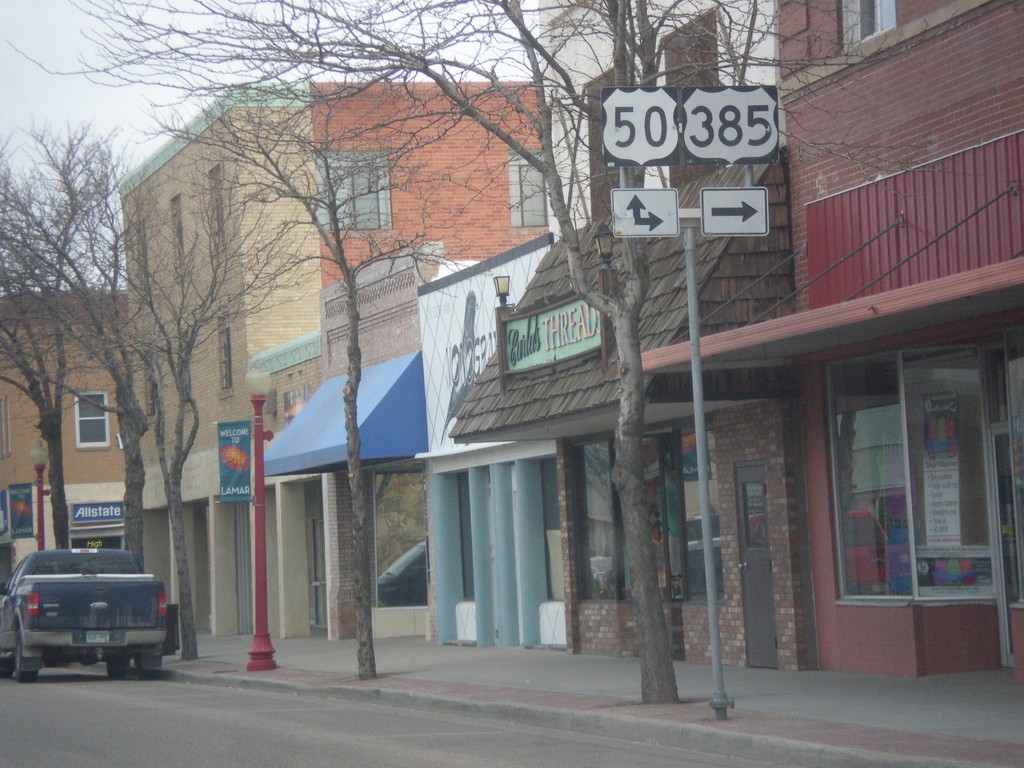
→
(646, 0, 1024, 679)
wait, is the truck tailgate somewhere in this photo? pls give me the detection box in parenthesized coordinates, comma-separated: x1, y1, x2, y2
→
(25, 576, 164, 630)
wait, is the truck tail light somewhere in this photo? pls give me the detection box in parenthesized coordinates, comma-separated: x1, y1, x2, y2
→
(158, 591, 167, 617)
(27, 589, 40, 620)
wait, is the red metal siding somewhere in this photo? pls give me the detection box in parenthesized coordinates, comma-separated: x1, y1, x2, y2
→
(806, 132, 1024, 309)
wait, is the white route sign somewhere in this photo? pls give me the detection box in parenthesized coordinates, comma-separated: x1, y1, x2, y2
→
(700, 187, 769, 236)
(611, 189, 680, 238)
(602, 88, 681, 167)
(682, 86, 780, 166)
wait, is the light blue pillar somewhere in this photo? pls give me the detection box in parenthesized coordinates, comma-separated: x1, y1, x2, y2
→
(514, 459, 547, 647)
(468, 466, 494, 647)
(491, 462, 519, 647)
(431, 472, 462, 645)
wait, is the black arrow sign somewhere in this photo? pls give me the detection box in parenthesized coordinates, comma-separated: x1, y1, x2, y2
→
(626, 195, 665, 231)
(710, 201, 757, 221)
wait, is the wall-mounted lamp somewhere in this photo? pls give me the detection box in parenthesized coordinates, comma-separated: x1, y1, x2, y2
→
(595, 224, 615, 264)
(493, 274, 511, 307)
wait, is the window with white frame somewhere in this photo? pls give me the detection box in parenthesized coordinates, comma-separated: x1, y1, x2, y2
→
(321, 152, 391, 230)
(845, 0, 896, 45)
(509, 153, 548, 227)
(76, 392, 110, 448)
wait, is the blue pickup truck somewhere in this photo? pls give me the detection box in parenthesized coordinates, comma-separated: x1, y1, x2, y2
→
(0, 549, 167, 682)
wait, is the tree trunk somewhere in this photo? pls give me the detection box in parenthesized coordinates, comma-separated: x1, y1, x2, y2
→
(122, 438, 147, 564)
(168, 492, 199, 660)
(39, 414, 69, 549)
(343, 277, 377, 680)
(611, 310, 679, 705)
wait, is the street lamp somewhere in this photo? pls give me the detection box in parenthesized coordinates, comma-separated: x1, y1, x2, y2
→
(493, 274, 511, 307)
(245, 364, 276, 672)
(30, 442, 48, 552)
(595, 223, 615, 265)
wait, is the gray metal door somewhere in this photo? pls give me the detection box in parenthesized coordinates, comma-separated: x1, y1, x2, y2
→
(306, 516, 327, 629)
(736, 463, 778, 668)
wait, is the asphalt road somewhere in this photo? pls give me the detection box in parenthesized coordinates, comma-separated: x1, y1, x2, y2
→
(0, 671, 774, 768)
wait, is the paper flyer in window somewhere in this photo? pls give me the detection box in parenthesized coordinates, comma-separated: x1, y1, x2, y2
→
(922, 392, 961, 547)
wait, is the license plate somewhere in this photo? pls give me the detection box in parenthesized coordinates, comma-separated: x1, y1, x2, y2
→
(85, 630, 110, 644)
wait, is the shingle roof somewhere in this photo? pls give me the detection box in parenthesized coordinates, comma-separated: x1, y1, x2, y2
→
(450, 162, 792, 442)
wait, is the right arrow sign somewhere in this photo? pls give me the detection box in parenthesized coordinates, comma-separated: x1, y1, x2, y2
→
(700, 187, 769, 237)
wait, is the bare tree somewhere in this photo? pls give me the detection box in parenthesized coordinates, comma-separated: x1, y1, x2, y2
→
(160, 83, 531, 678)
(119, 134, 304, 659)
(0, 128, 159, 561)
(87, 0, 772, 700)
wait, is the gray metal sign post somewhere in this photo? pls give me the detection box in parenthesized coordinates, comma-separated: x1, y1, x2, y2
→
(682, 215, 733, 720)
(604, 85, 779, 720)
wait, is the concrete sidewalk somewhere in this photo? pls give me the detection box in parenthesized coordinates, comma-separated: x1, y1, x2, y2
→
(165, 634, 1023, 768)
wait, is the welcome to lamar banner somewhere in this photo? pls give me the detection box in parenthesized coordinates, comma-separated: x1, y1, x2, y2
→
(218, 420, 252, 503)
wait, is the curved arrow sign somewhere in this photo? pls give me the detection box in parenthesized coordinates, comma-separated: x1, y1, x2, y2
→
(611, 188, 680, 238)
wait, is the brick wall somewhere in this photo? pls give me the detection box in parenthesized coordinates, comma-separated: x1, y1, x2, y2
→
(313, 82, 550, 287)
(558, 400, 812, 668)
(780, 0, 1023, 308)
(325, 471, 357, 639)
(712, 400, 813, 670)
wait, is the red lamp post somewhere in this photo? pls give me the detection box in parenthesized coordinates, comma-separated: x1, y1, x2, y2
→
(30, 442, 49, 552)
(245, 364, 277, 672)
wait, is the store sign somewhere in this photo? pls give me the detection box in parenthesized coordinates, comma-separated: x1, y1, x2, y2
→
(500, 298, 602, 374)
(0, 489, 8, 538)
(72, 502, 124, 525)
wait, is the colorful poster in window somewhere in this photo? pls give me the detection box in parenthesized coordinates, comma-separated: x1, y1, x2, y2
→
(0, 489, 8, 538)
(284, 384, 310, 426)
(916, 547, 994, 597)
(218, 420, 252, 503)
(922, 392, 961, 546)
(10, 483, 34, 539)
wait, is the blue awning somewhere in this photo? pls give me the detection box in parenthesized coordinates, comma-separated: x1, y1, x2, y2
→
(264, 351, 427, 476)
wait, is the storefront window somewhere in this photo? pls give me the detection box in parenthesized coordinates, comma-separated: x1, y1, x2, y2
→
(576, 435, 720, 602)
(831, 350, 996, 599)
(1005, 331, 1024, 614)
(540, 458, 563, 600)
(682, 432, 722, 598)
(374, 469, 427, 608)
(903, 349, 993, 597)
(831, 357, 911, 596)
(577, 442, 620, 600)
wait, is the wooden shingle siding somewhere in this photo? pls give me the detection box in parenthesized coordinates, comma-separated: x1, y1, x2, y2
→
(452, 160, 794, 442)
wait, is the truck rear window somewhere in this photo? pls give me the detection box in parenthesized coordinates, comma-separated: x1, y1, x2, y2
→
(30, 556, 138, 576)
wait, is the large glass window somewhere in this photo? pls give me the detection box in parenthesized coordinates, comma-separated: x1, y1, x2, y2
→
(576, 434, 721, 602)
(1004, 331, 1024, 620)
(681, 432, 723, 599)
(903, 349, 992, 597)
(830, 351, 996, 599)
(374, 470, 427, 608)
(541, 458, 563, 600)
(577, 443, 619, 600)
(831, 357, 909, 596)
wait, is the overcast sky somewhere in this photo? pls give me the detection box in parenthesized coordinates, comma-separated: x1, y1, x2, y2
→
(1, 1, 175, 167)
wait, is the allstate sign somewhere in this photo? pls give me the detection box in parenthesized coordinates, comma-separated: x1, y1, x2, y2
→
(72, 502, 125, 525)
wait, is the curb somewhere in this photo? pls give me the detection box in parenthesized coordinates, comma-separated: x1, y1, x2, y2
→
(163, 667, 993, 768)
